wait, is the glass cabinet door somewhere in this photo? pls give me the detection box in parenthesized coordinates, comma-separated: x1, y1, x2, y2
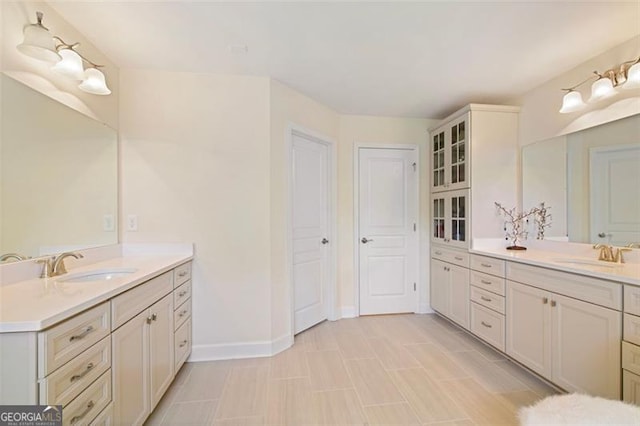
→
(448, 117, 468, 190)
(447, 189, 469, 248)
(431, 195, 446, 243)
(432, 130, 446, 190)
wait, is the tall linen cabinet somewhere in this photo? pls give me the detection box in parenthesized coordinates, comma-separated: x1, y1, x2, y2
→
(429, 104, 519, 338)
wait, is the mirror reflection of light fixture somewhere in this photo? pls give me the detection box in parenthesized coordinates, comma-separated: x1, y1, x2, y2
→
(17, 12, 111, 96)
(16, 11, 61, 63)
(560, 55, 640, 113)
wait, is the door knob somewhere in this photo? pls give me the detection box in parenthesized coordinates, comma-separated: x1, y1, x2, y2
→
(598, 232, 606, 238)
(361, 237, 374, 244)
(321, 238, 329, 245)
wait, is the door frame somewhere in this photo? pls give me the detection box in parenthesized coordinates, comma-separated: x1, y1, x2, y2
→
(286, 123, 338, 339)
(353, 143, 420, 316)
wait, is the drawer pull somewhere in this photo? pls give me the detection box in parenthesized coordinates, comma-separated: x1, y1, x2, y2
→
(480, 280, 492, 285)
(179, 339, 188, 348)
(481, 321, 493, 329)
(435, 251, 443, 255)
(69, 326, 95, 342)
(178, 271, 188, 277)
(179, 309, 188, 317)
(70, 400, 95, 425)
(480, 263, 492, 268)
(480, 296, 492, 302)
(178, 290, 187, 297)
(454, 256, 464, 261)
(70, 362, 94, 382)
(550, 300, 557, 307)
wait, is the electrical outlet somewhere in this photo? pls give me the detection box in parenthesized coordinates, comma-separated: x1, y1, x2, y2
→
(127, 214, 138, 232)
(103, 214, 115, 232)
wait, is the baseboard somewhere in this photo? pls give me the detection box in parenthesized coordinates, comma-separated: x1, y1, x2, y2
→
(417, 303, 434, 314)
(341, 306, 357, 318)
(189, 333, 293, 362)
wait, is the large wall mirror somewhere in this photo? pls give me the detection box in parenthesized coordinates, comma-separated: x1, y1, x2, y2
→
(0, 74, 118, 261)
(522, 114, 640, 246)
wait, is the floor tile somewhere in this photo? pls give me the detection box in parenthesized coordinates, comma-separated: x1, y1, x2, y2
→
(368, 336, 421, 370)
(334, 330, 377, 359)
(270, 343, 309, 379)
(310, 388, 367, 425)
(447, 351, 529, 393)
(215, 365, 269, 419)
(174, 361, 231, 402)
(405, 343, 470, 380)
(345, 358, 405, 405)
(265, 378, 313, 425)
(160, 400, 218, 425)
(492, 359, 559, 397)
(363, 402, 421, 425)
(306, 349, 353, 391)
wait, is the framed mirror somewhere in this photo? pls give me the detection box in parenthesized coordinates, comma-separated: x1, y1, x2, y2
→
(522, 114, 640, 246)
(0, 74, 118, 261)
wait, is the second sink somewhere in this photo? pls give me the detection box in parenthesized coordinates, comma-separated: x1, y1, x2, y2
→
(57, 268, 138, 283)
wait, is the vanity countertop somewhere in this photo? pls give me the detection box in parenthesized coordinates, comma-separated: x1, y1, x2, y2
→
(470, 246, 640, 286)
(0, 253, 192, 333)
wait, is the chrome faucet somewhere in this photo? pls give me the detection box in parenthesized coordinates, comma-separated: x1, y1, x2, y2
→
(51, 252, 84, 276)
(0, 253, 28, 262)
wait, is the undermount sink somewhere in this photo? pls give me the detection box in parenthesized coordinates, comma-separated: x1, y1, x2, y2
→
(551, 258, 622, 268)
(57, 268, 138, 283)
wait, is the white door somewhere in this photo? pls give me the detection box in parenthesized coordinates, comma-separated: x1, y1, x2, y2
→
(292, 132, 330, 334)
(358, 147, 418, 315)
(590, 144, 640, 245)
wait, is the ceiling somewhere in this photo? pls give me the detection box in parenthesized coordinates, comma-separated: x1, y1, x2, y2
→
(49, 1, 640, 119)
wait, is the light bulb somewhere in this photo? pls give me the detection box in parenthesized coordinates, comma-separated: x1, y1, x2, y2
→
(52, 48, 84, 80)
(79, 68, 111, 95)
(588, 77, 617, 102)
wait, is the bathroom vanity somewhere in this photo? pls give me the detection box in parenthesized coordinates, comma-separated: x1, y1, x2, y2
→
(0, 246, 193, 425)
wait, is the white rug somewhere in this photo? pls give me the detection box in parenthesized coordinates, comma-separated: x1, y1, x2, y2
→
(519, 393, 640, 425)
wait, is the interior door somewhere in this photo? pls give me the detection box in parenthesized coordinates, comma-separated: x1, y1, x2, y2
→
(590, 144, 640, 245)
(358, 147, 418, 315)
(292, 132, 330, 334)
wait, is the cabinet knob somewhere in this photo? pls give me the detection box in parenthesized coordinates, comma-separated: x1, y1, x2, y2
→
(550, 300, 557, 307)
(542, 297, 548, 304)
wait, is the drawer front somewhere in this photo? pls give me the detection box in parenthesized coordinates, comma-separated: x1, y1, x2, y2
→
(88, 402, 113, 426)
(623, 370, 640, 405)
(470, 255, 506, 278)
(174, 262, 192, 288)
(38, 302, 110, 377)
(470, 270, 505, 296)
(506, 262, 622, 310)
(625, 286, 640, 316)
(40, 336, 111, 407)
(624, 313, 640, 346)
(470, 302, 505, 352)
(174, 299, 192, 331)
(431, 247, 469, 268)
(622, 341, 640, 376)
(470, 286, 505, 314)
(63, 370, 111, 426)
(174, 281, 192, 308)
(111, 271, 173, 330)
(175, 319, 192, 372)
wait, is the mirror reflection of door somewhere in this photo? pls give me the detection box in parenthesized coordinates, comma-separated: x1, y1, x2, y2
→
(590, 144, 640, 246)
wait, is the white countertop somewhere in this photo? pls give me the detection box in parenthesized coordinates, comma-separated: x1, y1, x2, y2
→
(470, 246, 640, 286)
(0, 253, 192, 333)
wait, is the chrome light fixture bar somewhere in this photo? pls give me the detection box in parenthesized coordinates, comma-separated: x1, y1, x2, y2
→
(17, 12, 111, 96)
(560, 56, 640, 113)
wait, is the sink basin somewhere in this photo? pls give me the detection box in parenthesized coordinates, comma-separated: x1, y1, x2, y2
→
(552, 258, 621, 268)
(58, 268, 138, 283)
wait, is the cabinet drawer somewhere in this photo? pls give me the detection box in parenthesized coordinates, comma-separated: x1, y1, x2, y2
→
(63, 370, 111, 426)
(175, 319, 191, 372)
(174, 262, 192, 288)
(174, 299, 191, 331)
(506, 262, 622, 310)
(431, 247, 469, 268)
(470, 270, 505, 296)
(470, 286, 505, 314)
(624, 313, 640, 346)
(623, 341, 640, 376)
(89, 402, 113, 426)
(174, 281, 192, 308)
(38, 302, 110, 378)
(623, 370, 640, 405)
(470, 302, 505, 352)
(624, 286, 640, 316)
(111, 271, 173, 330)
(470, 255, 505, 278)
(40, 336, 111, 407)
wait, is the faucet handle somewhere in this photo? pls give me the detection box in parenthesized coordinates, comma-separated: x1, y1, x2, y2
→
(36, 257, 54, 279)
(614, 247, 633, 264)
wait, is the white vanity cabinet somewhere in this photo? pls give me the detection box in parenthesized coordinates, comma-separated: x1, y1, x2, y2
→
(506, 263, 622, 399)
(622, 285, 640, 404)
(469, 255, 506, 351)
(430, 248, 470, 330)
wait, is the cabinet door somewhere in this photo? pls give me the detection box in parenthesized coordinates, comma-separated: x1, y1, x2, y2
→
(447, 115, 470, 191)
(551, 293, 621, 399)
(431, 127, 447, 191)
(430, 259, 449, 315)
(149, 294, 175, 409)
(448, 264, 469, 329)
(431, 194, 447, 244)
(506, 281, 551, 378)
(447, 189, 469, 249)
(112, 310, 150, 426)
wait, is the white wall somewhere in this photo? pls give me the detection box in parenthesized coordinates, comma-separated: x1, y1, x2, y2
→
(337, 115, 438, 315)
(119, 70, 273, 357)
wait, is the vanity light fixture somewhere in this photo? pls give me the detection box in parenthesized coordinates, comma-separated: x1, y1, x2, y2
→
(17, 12, 111, 96)
(560, 55, 640, 113)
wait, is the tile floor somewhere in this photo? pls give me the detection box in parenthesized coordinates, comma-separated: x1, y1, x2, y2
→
(145, 314, 558, 425)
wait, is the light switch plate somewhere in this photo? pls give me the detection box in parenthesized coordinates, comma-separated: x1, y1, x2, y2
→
(127, 214, 138, 231)
(103, 214, 115, 232)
